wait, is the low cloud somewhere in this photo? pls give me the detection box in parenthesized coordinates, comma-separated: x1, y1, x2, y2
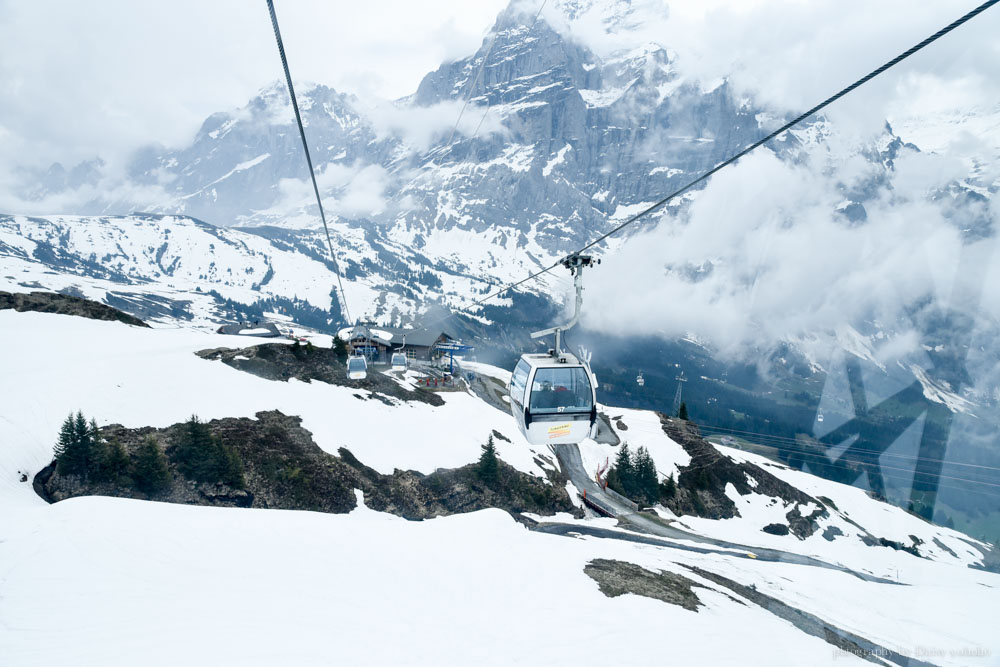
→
(582, 131, 999, 369)
(362, 99, 506, 153)
(543, 0, 1000, 144)
(266, 161, 392, 221)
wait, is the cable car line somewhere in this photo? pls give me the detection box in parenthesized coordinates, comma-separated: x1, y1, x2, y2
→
(611, 418, 1000, 480)
(619, 418, 1000, 476)
(692, 423, 1000, 474)
(601, 421, 1000, 499)
(265, 0, 353, 326)
(408, 0, 999, 335)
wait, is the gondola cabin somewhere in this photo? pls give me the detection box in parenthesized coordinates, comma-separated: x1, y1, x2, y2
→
(391, 352, 407, 372)
(347, 356, 368, 380)
(508, 352, 597, 446)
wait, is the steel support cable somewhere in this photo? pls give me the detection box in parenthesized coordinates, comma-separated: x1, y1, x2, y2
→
(601, 423, 1000, 498)
(266, 0, 352, 325)
(693, 422, 1000, 474)
(633, 438, 1000, 500)
(617, 418, 1000, 475)
(410, 0, 1000, 333)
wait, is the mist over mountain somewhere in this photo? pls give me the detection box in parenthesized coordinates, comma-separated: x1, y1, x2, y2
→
(3, 0, 999, 532)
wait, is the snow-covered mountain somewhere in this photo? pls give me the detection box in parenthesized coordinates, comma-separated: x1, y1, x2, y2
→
(1, 305, 996, 666)
(13, 2, 765, 251)
(4, 0, 999, 547)
(0, 212, 561, 329)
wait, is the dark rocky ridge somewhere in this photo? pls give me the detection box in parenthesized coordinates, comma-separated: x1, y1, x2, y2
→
(0, 290, 148, 327)
(197, 343, 444, 407)
(584, 559, 706, 612)
(660, 416, 828, 538)
(36, 410, 580, 521)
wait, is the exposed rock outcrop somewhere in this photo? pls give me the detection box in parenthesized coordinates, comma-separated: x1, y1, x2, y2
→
(37, 410, 579, 521)
(659, 416, 828, 537)
(198, 343, 444, 406)
(584, 559, 705, 612)
(0, 290, 148, 327)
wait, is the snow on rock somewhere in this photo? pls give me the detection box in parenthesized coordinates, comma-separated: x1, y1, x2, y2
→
(579, 407, 691, 482)
(0, 311, 542, 497)
(0, 310, 996, 665)
(694, 445, 992, 575)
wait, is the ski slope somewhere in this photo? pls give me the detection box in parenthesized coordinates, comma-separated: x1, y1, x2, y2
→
(1, 310, 997, 666)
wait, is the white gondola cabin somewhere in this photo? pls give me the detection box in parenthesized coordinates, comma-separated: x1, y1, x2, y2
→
(347, 356, 368, 380)
(509, 352, 597, 446)
(391, 352, 408, 372)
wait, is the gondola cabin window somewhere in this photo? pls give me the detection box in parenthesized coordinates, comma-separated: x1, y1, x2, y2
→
(528, 366, 593, 414)
(510, 359, 530, 407)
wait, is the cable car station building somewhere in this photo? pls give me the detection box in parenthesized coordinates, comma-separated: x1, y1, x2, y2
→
(344, 324, 458, 364)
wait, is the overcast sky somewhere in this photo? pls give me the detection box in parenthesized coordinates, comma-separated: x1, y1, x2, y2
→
(1, 0, 997, 173)
(1, 0, 998, 370)
(0, 0, 508, 170)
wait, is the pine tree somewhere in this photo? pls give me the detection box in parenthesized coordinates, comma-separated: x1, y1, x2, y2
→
(634, 446, 659, 504)
(222, 444, 245, 489)
(171, 415, 244, 488)
(611, 443, 635, 498)
(172, 415, 215, 478)
(477, 435, 499, 486)
(132, 436, 171, 494)
(56, 411, 95, 477)
(88, 418, 107, 479)
(660, 472, 677, 499)
(678, 402, 689, 420)
(333, 335, 349, 364)
(102, 439, 131, 484)
(53, 413, 74, 463)
(291, 339, 312, 361)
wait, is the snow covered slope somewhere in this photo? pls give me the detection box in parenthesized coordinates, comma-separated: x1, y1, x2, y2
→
(0, 213, 564, 328)
(1, 309, 997, 666)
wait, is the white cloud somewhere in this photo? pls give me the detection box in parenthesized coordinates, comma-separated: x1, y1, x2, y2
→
(0, 0, 508, 175)
(264, 161, 392, 222)
(583, 131, 1000, 362)
(362, 99, 506, 153)
(545, 0, 1000, 142)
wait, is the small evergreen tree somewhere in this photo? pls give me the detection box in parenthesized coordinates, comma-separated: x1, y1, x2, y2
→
(172, 415, 215, 477)
(609, 443, 635, 497)
(87, 418, 108, 480)
(132, 436, 171, 494)
(333, 335, 349, 363)
(101, 439, 131, 484)
(660, 472, 677, 499)
(477, 435, 499, 486)
(53, 413, 75, 464)
(678, 402, 689, 420)
(171, 415, 244, 488)
(634, 446, 659, 504)
(56, 411, 95, 477)
(291, 340, 314, 361)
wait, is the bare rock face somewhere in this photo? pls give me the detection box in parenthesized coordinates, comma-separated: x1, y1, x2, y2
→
(197, 344, 444, 407)
(659, 416, 827, 536)
(584, 559, 705, 612)
(36, 410, 579, 521)
(0, 291, 148, 327)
